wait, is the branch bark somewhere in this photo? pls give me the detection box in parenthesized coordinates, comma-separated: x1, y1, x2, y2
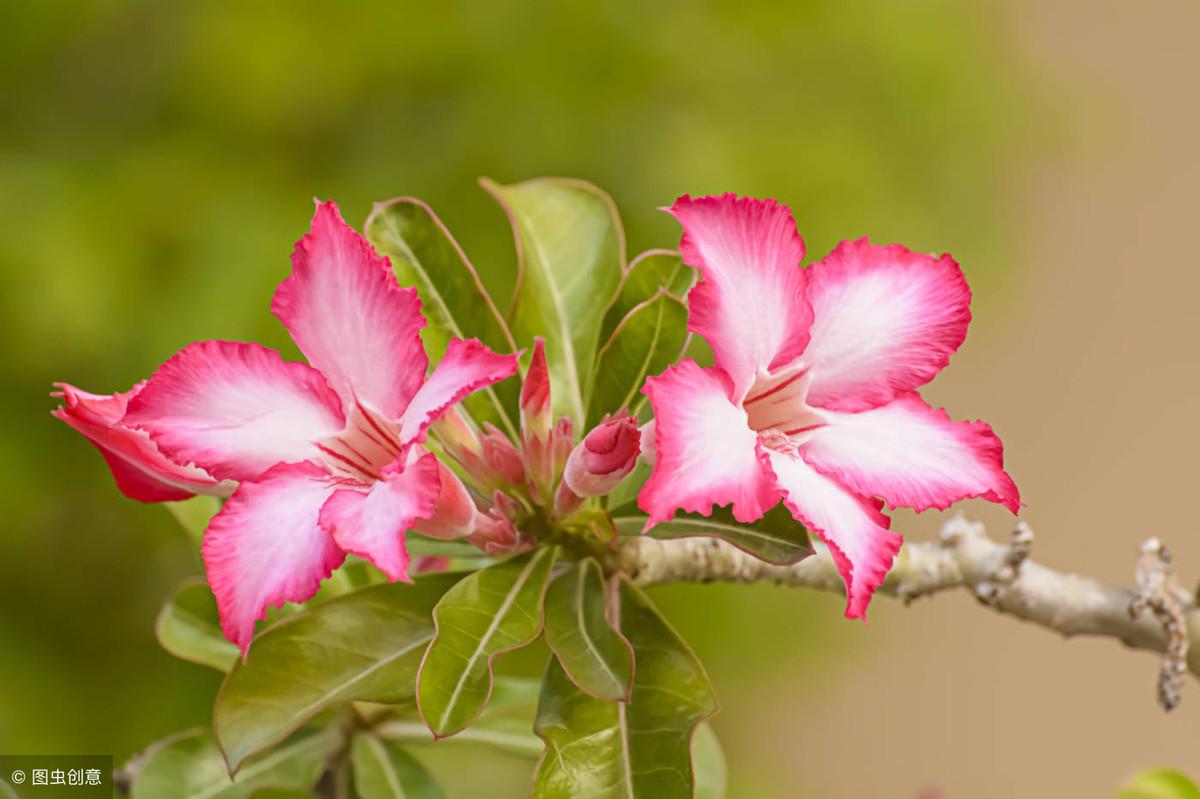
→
(617, 515, 1196, 707)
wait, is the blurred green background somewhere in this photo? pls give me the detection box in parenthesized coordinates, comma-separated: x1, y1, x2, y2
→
(0, 1, 1037, 796)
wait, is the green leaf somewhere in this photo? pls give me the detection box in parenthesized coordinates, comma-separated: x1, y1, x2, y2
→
(378, 678, 544, 759)
(215, 574, 460, 773)
(1119, 770, 1200, 799)
(531, 580, 718, 799)
(612, 503, 811, 566)
(131, 728, 338, 799)
(365, 198, 518, 438)
(482, 177, 624, 428)
(156, 579, 239, 672)
(351, 735, 443, 799)
(164, 495, 222, 548)
(588, 291, 688, 428)
(599, 250, 694, 344)
(417, 547, 558, 738)
(692, 724, 728, 799)
(543, 558, 633, 701)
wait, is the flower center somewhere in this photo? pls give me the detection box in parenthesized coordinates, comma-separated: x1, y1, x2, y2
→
(317, 403, 404, 483)
(742, 367, 826, 451)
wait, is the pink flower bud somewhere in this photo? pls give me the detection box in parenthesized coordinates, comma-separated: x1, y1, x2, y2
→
(468, 510, 520, 555)
(520, 338, 552, 437)
(563, 413, 640, 497)
(412, 461, 477, 539)
(481, 424, 526, 485)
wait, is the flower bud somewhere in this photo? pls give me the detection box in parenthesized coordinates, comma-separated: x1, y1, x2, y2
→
(563, 413, 640, 497)
(520, 338, 552, 439)
(481, 424, 526, 485)
(412, 461, 477, 539)
(468, 510, 520, 555)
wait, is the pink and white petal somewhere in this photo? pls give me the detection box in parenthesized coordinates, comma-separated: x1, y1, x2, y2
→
(637, 360, 780, 525)
(668, 195, 812, 400)
(202, 462, 345, 654)
(53, 382, 232, 501)
(319, 452, 441, 581)
(800, 393, 1020, 513)
(802, 239, 971, 411)
(397, 338, 519, 446)
(765, 451, 901, 619)
(273, 201, 428, 418)
(124, 341, 346, 482)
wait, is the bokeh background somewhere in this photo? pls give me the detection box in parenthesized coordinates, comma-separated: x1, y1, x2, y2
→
(3, 1, 1197, 796)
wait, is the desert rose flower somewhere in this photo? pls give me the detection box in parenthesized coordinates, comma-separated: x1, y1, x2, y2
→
(59, 201, 517, 653)
(52, 382, 234, 501)
(639, 194, 1019, 618)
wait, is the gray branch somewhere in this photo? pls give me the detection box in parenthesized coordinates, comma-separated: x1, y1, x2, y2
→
(618, 515, 1196, 708)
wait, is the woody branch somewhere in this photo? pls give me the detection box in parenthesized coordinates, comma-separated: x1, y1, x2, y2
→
(617, 515, 1195, 709)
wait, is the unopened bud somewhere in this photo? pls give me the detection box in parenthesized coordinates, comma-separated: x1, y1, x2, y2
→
(563, 413, 640, 497)
(481, 424, 526, 485)
(468, 510, 520, 556)
(520, 338, 552, 438)
(413, 462, 477, 539)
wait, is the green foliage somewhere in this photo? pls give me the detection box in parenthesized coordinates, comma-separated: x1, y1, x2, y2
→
(483, 178, 624, 428)
(131, 728, 339, 799)
(543, 558, 634, 701)
(417, 548, 558, 738)
(215, 574, 460, 772)
(692, 723, 728, 799)
(531, 580, 718, 798)
(590, 292, 689, 427)
(613, 503, 811, 565)
(365, 198, 517, 438)
(351, 735, 444, 799)
(156, 580, 238, 672)
(1119, 771, 1200, 799)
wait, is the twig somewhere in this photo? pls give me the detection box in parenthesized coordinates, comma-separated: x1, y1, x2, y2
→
(618, 515, 1197, 706)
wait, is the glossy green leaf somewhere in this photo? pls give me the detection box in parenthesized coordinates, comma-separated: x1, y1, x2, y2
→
(378, 678, 543, 758)
(156, 579, 239, 672)
(482, 177, 624, 428)
(612, 503, 811, 566)
(544, 558, 633, 701)
(365, 198, 518, 437)
(417, 547, 557, 738)
(599, 250, 694, 344)
(351, 735, 443, 799)
(131, 728, 338, 799)
(1119, 770, 1200, 799)
(692, 724, 728, 799)
(532, 580, 718, 798)
(164, 495, 221, 548)
(589, 291, 689, 428)
(215, 574, 460, 773)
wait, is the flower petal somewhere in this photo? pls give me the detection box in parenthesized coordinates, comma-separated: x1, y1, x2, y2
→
(52, 382, 231, 501)
(319, 452, 441, 581)
(124, 341, 346, 481)
(397, 338, 519, 446)
(668, 194, 812, 400)
(638, 360, 780, 525)
(801, 393, 1020, 513)
(202, 462, 345, 654)
(802, 239, 971, 411)
(765, 451, 901, 619)
(273, 200, 429, 418)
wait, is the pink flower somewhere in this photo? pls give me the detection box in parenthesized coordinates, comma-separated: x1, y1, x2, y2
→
(639, 195, 1019, 618)
(52, 381, 234, 501)
(79, 201, 517, 653)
